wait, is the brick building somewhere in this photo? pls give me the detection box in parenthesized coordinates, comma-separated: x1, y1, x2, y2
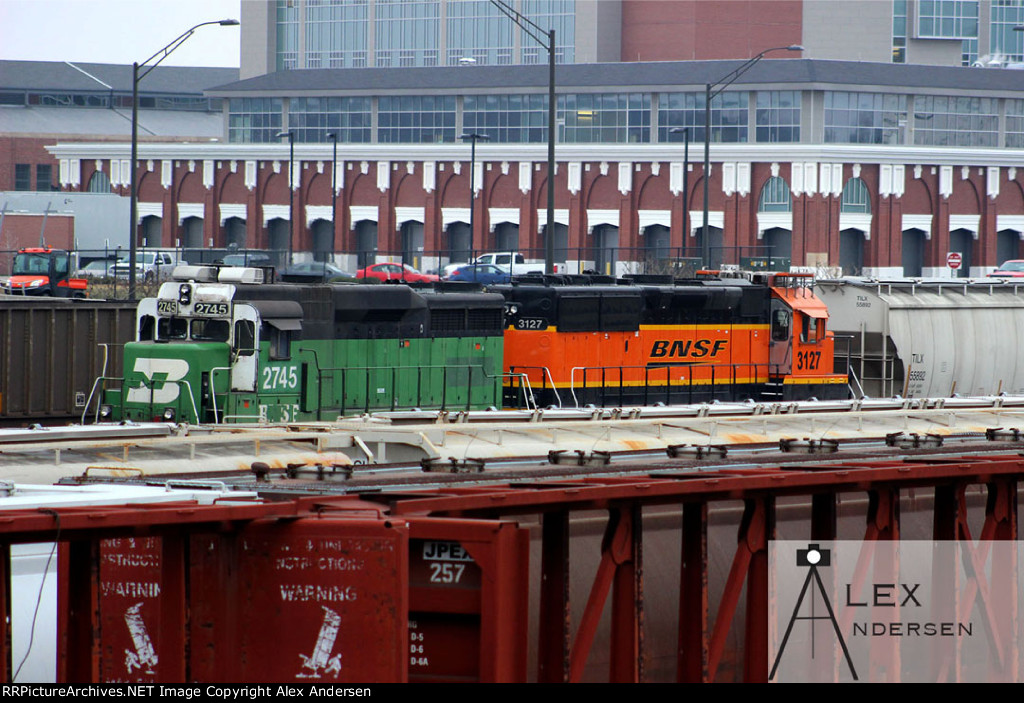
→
(48, 56, 1024, 277)
(0, 60, 236, 250)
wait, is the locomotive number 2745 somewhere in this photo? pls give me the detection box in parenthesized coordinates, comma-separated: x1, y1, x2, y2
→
(261, 365, 299, 390)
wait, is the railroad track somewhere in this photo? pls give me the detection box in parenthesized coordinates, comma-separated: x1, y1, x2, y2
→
(2, 395, 1024, 486)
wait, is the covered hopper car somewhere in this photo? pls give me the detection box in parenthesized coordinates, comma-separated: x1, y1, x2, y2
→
(99, 268, 847, 424)
(815, 277, 1024, 399)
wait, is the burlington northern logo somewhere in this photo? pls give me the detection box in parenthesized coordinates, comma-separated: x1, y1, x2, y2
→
(649, 339, 728, 359)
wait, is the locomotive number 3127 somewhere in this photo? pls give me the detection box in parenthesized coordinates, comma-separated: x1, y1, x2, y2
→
(796, 350, 821, 371)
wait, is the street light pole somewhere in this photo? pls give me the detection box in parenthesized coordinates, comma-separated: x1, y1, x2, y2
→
(326, 131, 338, 272)
(276, 130, 296, 266)
(128, 18, 239, 301)
(459, 132, 490, 256)
(490, 1, 557, 274)
(700, 45, 803, 270)
(669, 127, 689, 256)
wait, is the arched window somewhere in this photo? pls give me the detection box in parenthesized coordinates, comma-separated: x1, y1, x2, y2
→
(86, 170, 111, 193)
(840, 177, 871, 213)
(758, 176, 791, 212)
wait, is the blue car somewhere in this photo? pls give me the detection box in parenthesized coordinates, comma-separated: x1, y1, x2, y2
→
(445, 263, 512, 284)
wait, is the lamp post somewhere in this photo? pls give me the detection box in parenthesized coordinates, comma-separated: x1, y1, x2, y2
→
(128, 18, 239, 301)
(275, 129, 296, 266)
(489, 0, 557, 274)
(459, 132, 490, 256)
(700, 45, 803, 269)
(669, 127, 689, 257)
(326, 131, 338, 272)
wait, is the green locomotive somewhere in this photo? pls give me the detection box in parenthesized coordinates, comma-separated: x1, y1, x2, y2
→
(102, 267, 505, 424)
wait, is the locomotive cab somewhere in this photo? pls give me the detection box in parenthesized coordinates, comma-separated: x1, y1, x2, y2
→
(768, 274, 848, 400)
(112, 280, 256, 423)
(109, 269, 306, 424)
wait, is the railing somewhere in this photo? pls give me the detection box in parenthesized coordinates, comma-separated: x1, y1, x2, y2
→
(88, 375, 200, 424)
(831, 334, 862, 398)
(566, 363, 773, 408)
(298, 348, 499, 418)
(504, 366, 562, 409)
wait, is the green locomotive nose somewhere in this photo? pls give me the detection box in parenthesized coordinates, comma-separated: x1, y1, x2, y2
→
(120, 341, 230, 423)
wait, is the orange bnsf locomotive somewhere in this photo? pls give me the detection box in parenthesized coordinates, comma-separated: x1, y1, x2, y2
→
(498, 273, 847, 408)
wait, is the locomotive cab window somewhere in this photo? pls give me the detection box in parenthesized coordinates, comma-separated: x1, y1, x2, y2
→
(800, 315, 821, 344)
(771, 307, 791, 342)
(234, 320, 256, 356)
(191, 319, 229, 343)
(138, 315, 156, 341)
(157, 317, 187, 341)
(263, 318, 301, 360)
(266, 327, 290, 360)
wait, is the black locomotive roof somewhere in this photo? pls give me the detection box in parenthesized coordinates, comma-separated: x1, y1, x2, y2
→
(230, 282, 504, 340)
(497, 278, 771, 331)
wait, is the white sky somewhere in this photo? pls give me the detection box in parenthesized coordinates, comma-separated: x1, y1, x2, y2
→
(0, 0, 243, 67)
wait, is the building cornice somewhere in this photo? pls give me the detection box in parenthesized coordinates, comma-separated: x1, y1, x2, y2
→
(45, 141, 1024, 169)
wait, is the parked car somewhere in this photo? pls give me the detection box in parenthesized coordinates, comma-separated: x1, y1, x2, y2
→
(356, 263, 439, 283)
(442, 252, 564, 278)
(989, 260, 1024, 277)
(110, 251, 177, 281)
(73, 260, 113, 278)
(444, 263, 512, 285)
(278, 262, 353, 280)
(220, 253, 273, 267)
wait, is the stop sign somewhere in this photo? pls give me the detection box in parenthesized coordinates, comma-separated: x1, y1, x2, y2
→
(947, 252, 962, 269)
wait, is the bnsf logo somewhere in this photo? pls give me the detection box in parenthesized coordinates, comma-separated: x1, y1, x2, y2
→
(125, 358, 190, 404)
(649, 339, 728, 359)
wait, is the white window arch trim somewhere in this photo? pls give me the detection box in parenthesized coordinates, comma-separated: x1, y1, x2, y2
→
(689, 211, 724, 237)
(901, 214, 933, 240)
(839, 213, 873, 240)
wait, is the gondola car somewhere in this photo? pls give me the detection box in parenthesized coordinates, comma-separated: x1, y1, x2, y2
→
(103, 267, 505, 424)
(498, 273, 848, 407)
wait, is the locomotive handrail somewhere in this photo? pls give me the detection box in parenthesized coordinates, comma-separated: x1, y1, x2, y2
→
(504, 366, 561, 408)
(285, 362, 494, 417)
(504, 372, 537, 410)
(83, 342, 113, 424)
(84, 375, 199, 425)
(209, 366, 230, 424)
(84, 375, 120, 425)
(133, 377, 199, 425)
(568, 363, 772, 408)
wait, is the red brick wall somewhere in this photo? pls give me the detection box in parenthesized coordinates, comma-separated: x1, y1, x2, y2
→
(0, 136, 61, 192)
(0, 214, 74, 251)
(620, 0, 804, 61)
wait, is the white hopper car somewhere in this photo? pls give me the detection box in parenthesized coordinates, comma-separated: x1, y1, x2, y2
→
(815, 278, 1024, 399)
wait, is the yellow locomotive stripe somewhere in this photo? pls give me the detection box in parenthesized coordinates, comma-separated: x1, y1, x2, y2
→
(505, 324, 772, 333)
(781, 376, 848, 385)
(638, 324, 769, 332)
(503, 377, 769, 389)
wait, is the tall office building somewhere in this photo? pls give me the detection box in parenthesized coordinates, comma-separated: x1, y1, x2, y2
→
(239, 0, 1024, 78)
(241, 0, 594, 78)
